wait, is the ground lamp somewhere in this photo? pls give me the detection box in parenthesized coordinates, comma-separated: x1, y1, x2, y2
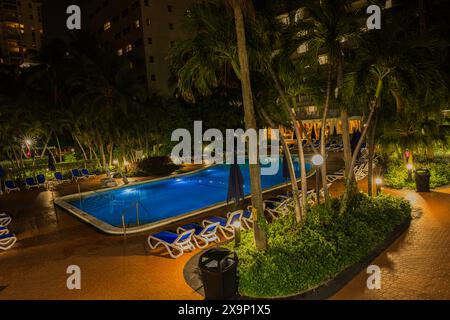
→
(406, 163, 414, 182)
(375, 177, 383, 196)
(311, 154, 324, 205)
(233, 220, 241, 247)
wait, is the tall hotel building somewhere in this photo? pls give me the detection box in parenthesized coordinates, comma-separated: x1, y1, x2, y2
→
(0, 0, 43, 65)
(85, 0, 195, 96)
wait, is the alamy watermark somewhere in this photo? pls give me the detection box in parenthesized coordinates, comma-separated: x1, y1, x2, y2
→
(170, 121, 280, 176)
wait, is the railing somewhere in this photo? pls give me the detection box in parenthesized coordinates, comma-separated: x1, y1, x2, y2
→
(120, 200, 150, 236)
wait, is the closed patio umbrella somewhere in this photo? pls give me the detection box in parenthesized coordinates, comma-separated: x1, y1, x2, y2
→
(0, 165, 5, 195)
(227, 151, 244, 209)
(311, 127, 316, 141)
(48, 151, 56, 172)
(282, 154, 290, 195)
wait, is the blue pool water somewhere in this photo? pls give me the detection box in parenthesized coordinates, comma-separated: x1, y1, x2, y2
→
(70, 158, 311, 228)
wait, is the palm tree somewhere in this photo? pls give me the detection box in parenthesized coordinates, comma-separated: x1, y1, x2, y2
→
(169, 1, 268, 249)
(340, 12, 442, 208)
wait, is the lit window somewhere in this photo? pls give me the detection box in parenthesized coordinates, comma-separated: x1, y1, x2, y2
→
(125, 44, 133, 52)
(135, 20, 140, 28)
(297, 43, 308, 54)
(117, 49, 123, 56)
(104, 21, 111, 31)
(318, 54, 328, 65)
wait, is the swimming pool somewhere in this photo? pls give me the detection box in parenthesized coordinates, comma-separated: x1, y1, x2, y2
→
(56, 157, 311, 234)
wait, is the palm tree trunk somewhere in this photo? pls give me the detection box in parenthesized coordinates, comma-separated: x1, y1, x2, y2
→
(73, 134, 88, 161)
(268, 66, 308, 217)
(260, 108, 303, 222)
(320, 64, 333, 205)
(367, 110, 378, 197)
(40, 133, 53, 158)
(54, 132, 63, 162)
(108, 142, 114, 167)
(231, 0, 267, 250)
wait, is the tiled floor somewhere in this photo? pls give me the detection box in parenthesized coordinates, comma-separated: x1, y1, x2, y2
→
(332, 187, 450, 300)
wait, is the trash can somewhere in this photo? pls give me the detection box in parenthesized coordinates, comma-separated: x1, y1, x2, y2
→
(199, 248, 238, 300)
(415, 168, 431, 192)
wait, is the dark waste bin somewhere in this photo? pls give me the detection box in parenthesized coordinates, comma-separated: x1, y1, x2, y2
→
(415, 168, 431, 192)
(199, 247, 238, 300)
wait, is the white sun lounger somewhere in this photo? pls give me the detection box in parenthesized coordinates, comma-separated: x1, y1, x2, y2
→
(0, 233, 17, 251)
(147, 229, 195, 259)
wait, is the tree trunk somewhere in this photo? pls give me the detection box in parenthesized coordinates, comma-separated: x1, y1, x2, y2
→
(73, 134, 88, 161)
(108, 142, 114, 167)
(418, 0, 427, 35)
(367, 110, 378, 197)
(268, 66, 307, 217)
(99, 143, 107, 169)
(54, 132, 63, 162)
(320, 64, 333, 205)
(231, 0, 267, 250)
(40, 133, 52, 158)
(341, 110, 352, 177)
(260, 108, 303, 222)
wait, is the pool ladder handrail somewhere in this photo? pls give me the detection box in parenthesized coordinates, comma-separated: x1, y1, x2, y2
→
(121, 200, 150, 236)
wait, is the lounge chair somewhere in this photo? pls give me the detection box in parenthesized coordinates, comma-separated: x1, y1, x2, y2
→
(203, 210, 243, 240)
(0, 233, 17, 251)
(4, 180, 20, 193)
(239, 208, 254, 229)
(0, 213, 12, 227)
(36, 174, 47, 188)
(177, 222, 220, 248)
(72, 169, 87, 182)
(0, 226, 9, 235)
(80, 168, 95, 178)
(147, 229, 195, 259)
(54, 172, 70, 184)
(25, 177, 39, 190)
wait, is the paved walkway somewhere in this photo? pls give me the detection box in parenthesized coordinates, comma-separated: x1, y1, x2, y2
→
(332, 186, 450, 300)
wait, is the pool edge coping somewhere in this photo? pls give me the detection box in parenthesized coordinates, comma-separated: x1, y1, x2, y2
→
(55, 164, 315, 235)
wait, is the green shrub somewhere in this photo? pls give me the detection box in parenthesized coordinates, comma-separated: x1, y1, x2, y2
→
(134, 156, 181, 177)
(385, 159, 450, 189)
(227, 194, 411, 298)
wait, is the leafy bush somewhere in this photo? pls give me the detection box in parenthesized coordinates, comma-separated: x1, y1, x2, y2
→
(227, 194, 411, 298)
(134, 156, 181, 177)
(385, 159, 450, 189)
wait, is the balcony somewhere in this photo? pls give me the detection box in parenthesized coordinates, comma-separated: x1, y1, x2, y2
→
(297, 109, 341, 120)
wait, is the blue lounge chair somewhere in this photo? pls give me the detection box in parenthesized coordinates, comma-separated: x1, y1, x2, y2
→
(203, 210, 242, 240)
(25, 177, 39, 190)
(71, 169, 87, 182)
(0, 213, 12, 227)
(147, 229, 195, 259)
(177, 222, 220, 248)
(36, 174, 47, 188)
(4, 180, 20, 193)
(80, 168, 95, 178)
(0, 226, 9, 235)
(0, 233, 17, 251)
(54, 172, 70, 184)
(241, 209, 254, 229)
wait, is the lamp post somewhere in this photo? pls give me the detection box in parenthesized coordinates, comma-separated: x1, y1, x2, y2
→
(311, 154, 324, 205)
(375, 177, 383, 196)
(406, 163, 414, 182)
(233, 220, 241, 247)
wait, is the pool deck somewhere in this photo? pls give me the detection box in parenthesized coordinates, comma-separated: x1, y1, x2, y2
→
(1, 156, 449, 299)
